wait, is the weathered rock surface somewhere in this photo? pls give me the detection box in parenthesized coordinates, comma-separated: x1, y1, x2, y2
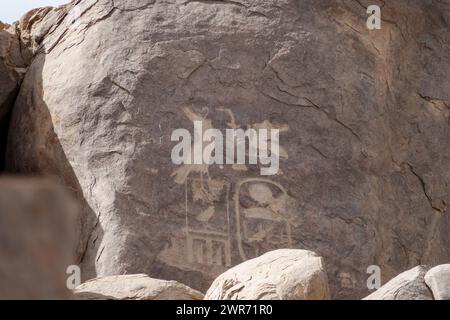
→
(0, 22, 29, 169)
(0, 178, 78, 299)
(364, 266, 433, 300)
(74, 274, 203, 300)
(0, 23, 24, 115)
(424, 264, 450, 300)
(5, 0, 450, 299)
(205, 249, 329, 300)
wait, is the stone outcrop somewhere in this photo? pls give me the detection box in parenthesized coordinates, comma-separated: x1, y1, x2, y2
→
(3, 0, 450, 299)
(205, 249, 330, 300)
(74, 274, 203, 300)
(0, 178, 78, 299)
(0, 22, 26, 116)
(0, 22, 29, 169)
(424, 264, 450, 300)
(363, 266, 433, 300)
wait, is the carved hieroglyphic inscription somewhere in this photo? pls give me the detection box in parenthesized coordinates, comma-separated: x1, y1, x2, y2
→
(235, 178, 296, 261)
(185, 177, 232, 268)
(159, 107, 295, 277)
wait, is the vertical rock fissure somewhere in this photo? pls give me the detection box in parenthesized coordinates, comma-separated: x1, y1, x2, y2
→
(0, 88, 20, 172)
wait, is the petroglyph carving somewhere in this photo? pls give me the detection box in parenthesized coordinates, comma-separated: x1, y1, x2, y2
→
(171, 107, 212, 185)
(171, 107, 283, 175)
(158, 175, 232, 277)
(162, 107, 294, 273)
(184, 176, 232, 268)
(235, 178, 297, 260)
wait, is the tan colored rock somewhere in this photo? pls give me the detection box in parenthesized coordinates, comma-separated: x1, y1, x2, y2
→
(5, 0, 450, 299)
(205, 249, 329, 300)
(0, 178, 78, 299)
(17, 5, 69, 61)
(74, 274, 203, 300)
(364, 266, 433, 300)
(424, 264, 450, 300)
(0, 22, 30, 169)
(0, 22, 29, 112)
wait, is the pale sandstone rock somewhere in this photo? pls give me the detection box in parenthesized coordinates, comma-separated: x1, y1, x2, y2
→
(0, 22, 29, 169)
(74, 274, 203, 300)
(0, 21, 29, 108)
(0, 178, 78, 299)
(5, 0, 450, 299)
(424, 264, 450, 300)
(363, 266, 433, 300)
(205, 249, 330, 300)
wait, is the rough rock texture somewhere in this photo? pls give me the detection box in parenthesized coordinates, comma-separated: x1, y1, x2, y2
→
(0, 23, 25, 115)
(424, 264, 450, 300)
(0, 178, 78, 299)
(364, 266, 433, 300)
(74, 274, 203, 300)
(0, 22, 29, 169)
(5, 0, 450, 299)
(204, 249, 329, 300)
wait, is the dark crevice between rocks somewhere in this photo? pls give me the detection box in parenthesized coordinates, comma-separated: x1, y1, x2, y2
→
(0, 87, 20, 173)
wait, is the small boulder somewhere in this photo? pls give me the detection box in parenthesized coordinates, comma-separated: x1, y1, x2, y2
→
(424, 264, 450, 300)
(205, 249, 330, 300)
(364, 266, 433, 300)
(0, 178, 78, 299)
(74, 274, 204, 300)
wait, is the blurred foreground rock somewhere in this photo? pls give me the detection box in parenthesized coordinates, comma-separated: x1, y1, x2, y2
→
(74, 274, 203, 300)
(0, 178, 78, 299)
(205, 249, 330, 300)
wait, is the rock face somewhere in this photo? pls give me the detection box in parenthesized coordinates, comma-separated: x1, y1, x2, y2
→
(0, 23, 24, 116)
(0, 23, 29, 169)
(74, 274, 203, 300)
(424, 264, 450, 300)
(205, 249, 329, 300)
(364, 266, 433, 300)
(0, 178, 78, 299)
(4, 0, 450, 299)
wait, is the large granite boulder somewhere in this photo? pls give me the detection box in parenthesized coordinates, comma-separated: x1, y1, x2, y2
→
(424, 264, 450, 300)
(74, 274, 203, 300)
(0, 178, 78, 299)
(363, 266, 433, 300)
(5, 0, 450, 298)
(205, 249, 330, 300)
